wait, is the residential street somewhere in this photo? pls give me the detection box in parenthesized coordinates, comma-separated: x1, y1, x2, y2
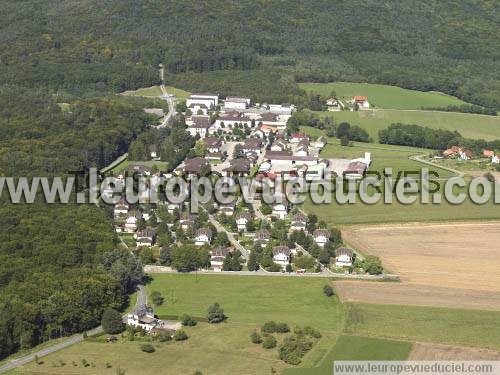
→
(208, 213, 249, 261)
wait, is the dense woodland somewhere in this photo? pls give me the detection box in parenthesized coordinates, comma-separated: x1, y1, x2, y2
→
(0, 88, 150, 359)
(1, 0, 499, 108)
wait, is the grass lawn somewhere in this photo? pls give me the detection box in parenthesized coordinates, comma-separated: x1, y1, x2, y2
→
(299, 127, 500, 225)
(146, 274, 344, 332)
(120, 86, 163, 97)
(164, 86, 191, 101)
(313, 109, 500, 142)
(284, 335, 412, 375)
(17, 323, 290, 375)
(345, 303, 500, 350)
(299, 82, 468, 110)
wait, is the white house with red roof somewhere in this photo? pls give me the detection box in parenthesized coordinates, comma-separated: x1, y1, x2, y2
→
(353, 96, 370, 110)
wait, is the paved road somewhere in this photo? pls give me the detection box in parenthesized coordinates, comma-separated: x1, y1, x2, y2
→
(0, 326, 103, 374)
(208, 213, 249, 261)
(136, 284, 147, 306)
(157, 67, 176, 128)
(143, 265, 399, 280)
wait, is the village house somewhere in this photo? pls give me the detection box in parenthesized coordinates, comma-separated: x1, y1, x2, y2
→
(272, 198, 289, 219)
(195, 228, 213, 246)
(290, 212, 307, 232)
(114, 197, 129, 217)
(343, 161, 368, 180)
(483, 150, 495, 158)
(295, 142, 309, 157)
(213, 111, 252, 132)
(187, 116, 213, 137)
(149, 144, 160, 160)
(203, 137, 224, 153)
(127, 305, 158, 331)
(245, 151, 259, 165)
(270, 139, 288, 152)
(186, 93, 218, 110)
(181, 157, 210, 177)
(179, 213, 195, 230)
(335, 247, 354, 268)
(254, 229, 271, 247)
(254, 124, 279, 138)
(273, 246, 291, 268)
(443, 146, 473, 161)
(314, 136, 327, 149)
(224, 158, 251, 177)
(353, 96, 370, 110)
(220, 202, 236, 216)
(255, 112, 288, 130)
(313, 229, 330, 247)
(124, 212, 142, 233)
(242, 138, 263, 154)
(236, 212, 252, 232)
(289, 133, 309, 143)
(224, 97, 251, 110)
(326, 97, 343, 112)
(210, 247, 233, 271)
(135, 228, 156, 247)
(188, 102, 209, 116)
(265, 153, 318, 173)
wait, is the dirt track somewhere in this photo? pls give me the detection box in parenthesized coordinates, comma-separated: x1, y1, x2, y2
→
(409, 342, 500, 360)
(340, 222, 500, 310)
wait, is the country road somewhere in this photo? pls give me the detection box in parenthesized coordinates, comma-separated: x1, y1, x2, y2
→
(157, 66, 176, 128)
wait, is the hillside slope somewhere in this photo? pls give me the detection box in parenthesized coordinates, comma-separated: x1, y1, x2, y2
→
(0, 0, 499, 107)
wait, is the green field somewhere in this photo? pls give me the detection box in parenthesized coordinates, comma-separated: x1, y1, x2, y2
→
(165, 86, 191, 101)
(285, 335, 413, 375)
(14, 275, 500, 374)
(314, 109, 500, 142)
(120, 85, 191, 100)
(299, 82, 468, 110)
(300, 127, 500, 225)
(121, 85, 163, 97)
(146, 274, 344, 332)
(345, 303, 500, 350)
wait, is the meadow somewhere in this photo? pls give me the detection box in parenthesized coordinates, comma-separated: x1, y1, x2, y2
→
(300, 127, 500, 225)
(145, 274, 344, 332)
(315, 109, 500, 142)
(345, 303, 500, 351)
(299, 82, 468, 110)
(13, 275, 500, 374)
(120, 85, 191, 100)
(284, 335, 412, 375)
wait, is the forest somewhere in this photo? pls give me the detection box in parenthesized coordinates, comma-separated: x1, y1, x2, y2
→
(0, 0, 499, 108)
(0, 88, 149, 359)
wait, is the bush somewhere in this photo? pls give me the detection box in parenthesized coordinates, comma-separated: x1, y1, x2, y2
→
(151, 291, 165, 306)
(262, 335, 277, 349)
(101, 308, 124, 334)
(276, 323, 290, 333)
(181, 314, 197, 326)
(207, 303, 226, 323)
(250, 330, 262, 344)
(261, 321, 277, 333)
(173, 330, 188, 341)
(323, 284, 334, 297)
(278, 334, 314, 365)
(140, 344, 155, 353)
